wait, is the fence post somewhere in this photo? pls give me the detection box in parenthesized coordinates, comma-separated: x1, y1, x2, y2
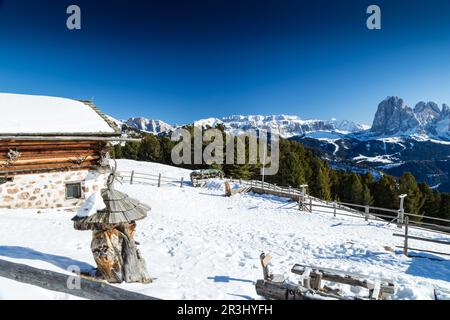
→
(289, 186, 292, 195)
(130, 170, 134, 185)
(157, 173, 161, 187)
(309, 197, 313, 212)
(180, 177, 184, 188)
(333, 201, 337, 217)
(365, 205, 369, 222)
(404, 216, 409, 257)
(397, 194, 407, 228)
(239, 178, 242, 184)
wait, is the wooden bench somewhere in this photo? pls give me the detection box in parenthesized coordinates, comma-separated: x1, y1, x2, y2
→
(291, 264, 395, 300)
(255, 253, 395, 300)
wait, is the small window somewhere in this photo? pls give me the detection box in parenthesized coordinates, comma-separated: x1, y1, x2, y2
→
(0, 177, 13, 185)
(66, 183, 82, 199)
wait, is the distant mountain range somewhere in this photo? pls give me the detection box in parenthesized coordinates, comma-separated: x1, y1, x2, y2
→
(194, 115, 369, 137)
(111, 96, 450, 191)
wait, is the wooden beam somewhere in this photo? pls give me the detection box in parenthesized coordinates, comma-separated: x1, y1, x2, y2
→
(0, 145, 100, 151)
(0, 151, 99, 159)
(0, 166, 99, 176)
(0, 162, 98, 174)
(394, 246, 450, 257)
(255, 280, 344, 300)
(393, 233, 450, 246)
(0, 140, 100, 146)
(291, 264, 394, 294)
(0, 259, 158, 300)
(0, 156, 99, 167)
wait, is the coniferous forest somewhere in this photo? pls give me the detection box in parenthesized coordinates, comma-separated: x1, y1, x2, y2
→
(111, 125, 450, 225)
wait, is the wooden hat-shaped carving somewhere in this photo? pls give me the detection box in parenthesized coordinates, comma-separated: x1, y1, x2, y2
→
(74, 166, 150, 225)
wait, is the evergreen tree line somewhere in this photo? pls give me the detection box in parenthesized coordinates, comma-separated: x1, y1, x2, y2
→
(111, 127, 450, 225)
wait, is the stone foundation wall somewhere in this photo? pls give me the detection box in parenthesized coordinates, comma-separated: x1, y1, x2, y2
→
(0, 169, 110, 209)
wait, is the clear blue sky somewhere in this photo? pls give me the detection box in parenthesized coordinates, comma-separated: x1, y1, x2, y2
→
(1, 0, 450, 125)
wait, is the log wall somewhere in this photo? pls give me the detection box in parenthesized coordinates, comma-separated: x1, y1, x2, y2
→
(0, 139, 110, 209)
(0, 140, 107, 175)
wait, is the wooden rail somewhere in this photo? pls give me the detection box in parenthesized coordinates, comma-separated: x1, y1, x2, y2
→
(394, 216, 450, 257)
(0, 259, 158, 300)
(226, 178, 450, 235)
(118, 170, 186, 188)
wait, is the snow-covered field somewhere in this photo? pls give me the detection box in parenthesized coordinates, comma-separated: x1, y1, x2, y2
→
(1, 159, 450, 300)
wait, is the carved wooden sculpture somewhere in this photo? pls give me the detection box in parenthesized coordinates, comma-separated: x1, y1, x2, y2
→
(73, 172, 151, 284)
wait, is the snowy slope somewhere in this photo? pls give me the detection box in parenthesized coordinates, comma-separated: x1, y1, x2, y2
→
(1, 160, 450, 300)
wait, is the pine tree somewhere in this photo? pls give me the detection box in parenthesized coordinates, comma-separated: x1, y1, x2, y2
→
(418, 183, 441, 220)
(349, 173, 364, 204)
(329, 170, 340, 200)
(278, 151, 305, 188)
(309, 158, 331, 200)
(372, 175, 398, 216)
(138, 135, 162, 162)
(122, 141, 140, 160)
(111, 144, 123, 159)
(399, 172, 424, 220)
(439, 194, 450, 225)
(362, 184, 374, 206)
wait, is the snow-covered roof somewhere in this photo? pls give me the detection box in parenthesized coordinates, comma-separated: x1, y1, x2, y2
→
(0, 93, 120, 136)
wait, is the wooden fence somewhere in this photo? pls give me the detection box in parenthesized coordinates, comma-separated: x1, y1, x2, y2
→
(227, 178, 450, 258)
(393, 217, 450, 258)
(118, 170, 186, 188)
(116, 171, 450, 258)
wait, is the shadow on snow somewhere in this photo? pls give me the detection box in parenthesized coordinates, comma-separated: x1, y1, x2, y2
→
(0, 245, 94, 272)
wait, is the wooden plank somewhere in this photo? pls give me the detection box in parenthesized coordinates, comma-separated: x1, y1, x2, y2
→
(369, 280, 381, 299)
(0, 259, 157, 300)
(261, 254, 272, 268)
(0, 155, 99, 166)
(393, 234, 450, 246)
(0, 147, 100, 154)
(395, 246, 450, 257)
(310, 271, 322, 290)
(0, 159, 98, 169)
(0, 162, 97, 173)
(291, 264, 394, 293)
(0, 144, 98, 150)
(255, 280, 347, 300)
(0, 140, 100, 146)
(0, 151, 99, 160)
(260, 253, 271, 280)
(0, 166, 97, 176)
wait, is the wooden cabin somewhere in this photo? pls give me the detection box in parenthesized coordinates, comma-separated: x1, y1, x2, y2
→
(0, 93, 122, 209)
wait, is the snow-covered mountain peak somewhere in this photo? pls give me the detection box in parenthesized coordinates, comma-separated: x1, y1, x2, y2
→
(414, 101, 441, 125)
(370, 96, 450, 139)
(371, 96, 420, 135)
(124, 117, 174, 134)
